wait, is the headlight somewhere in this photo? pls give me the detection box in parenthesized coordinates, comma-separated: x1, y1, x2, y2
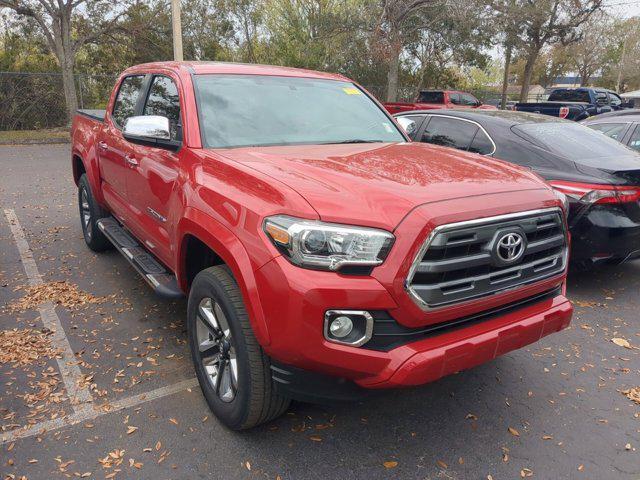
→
(263, 215, 395, 271)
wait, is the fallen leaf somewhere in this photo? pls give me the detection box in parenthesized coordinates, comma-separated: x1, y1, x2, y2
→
(436, 460, 447, 469)
(612, 338, 631, 348)
(383, 461, 398, 469)
(126, 426, 138, 435)
(622, 387, 640, 404)
(508, 427, 520, 437)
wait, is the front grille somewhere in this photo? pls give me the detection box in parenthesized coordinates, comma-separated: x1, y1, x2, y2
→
(406, 208, 567, 309)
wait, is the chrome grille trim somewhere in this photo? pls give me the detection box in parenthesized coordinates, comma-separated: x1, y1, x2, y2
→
(405, 208, 568, 311)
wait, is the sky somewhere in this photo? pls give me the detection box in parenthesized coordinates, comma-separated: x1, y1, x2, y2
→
(605, 0, 640, 17)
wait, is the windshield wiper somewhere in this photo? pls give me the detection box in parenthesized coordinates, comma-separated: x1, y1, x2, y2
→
(320, 139, 384, 144)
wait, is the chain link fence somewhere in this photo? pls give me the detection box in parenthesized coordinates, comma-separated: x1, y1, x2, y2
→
(1, 72, 551, 131)
(0, 72, 116, 131)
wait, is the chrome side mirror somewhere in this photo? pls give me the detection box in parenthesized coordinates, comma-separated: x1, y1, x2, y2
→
(123, 115, 171, 141)
(397, 117, 417, 136)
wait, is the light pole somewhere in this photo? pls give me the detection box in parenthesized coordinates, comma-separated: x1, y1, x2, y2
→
(171, 0, 184, 61)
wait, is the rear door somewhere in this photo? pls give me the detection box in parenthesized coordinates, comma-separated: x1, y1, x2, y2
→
(99, 74, 147, 219)
(124, 74, 183, 266)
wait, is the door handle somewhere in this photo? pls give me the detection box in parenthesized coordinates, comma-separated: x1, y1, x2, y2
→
(125, 155, 138, 167)
(98, 141, 108, 150)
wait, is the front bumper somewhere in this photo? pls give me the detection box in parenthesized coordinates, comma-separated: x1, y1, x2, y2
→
(255, 254, 572, 391)
(570, 203, 640, 263)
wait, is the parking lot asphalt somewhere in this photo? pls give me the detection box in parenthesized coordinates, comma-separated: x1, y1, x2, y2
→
(0, 144, 638, 480)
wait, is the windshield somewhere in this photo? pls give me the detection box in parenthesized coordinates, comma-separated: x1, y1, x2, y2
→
(194, 74, 405, 148)
(548, 90, 591, 103)
(512, 122, 639, 167)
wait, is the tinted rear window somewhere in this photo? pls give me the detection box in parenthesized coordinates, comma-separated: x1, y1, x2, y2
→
(417, 91, 445, 103)
(512, 122, 639, 167)
(548, 90, 591, 103)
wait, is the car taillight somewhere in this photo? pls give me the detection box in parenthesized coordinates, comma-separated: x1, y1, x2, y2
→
(550, 181, 640, 205)
(559, 106, 569, 119)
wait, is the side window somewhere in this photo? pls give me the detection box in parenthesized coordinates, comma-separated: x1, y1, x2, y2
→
(421, 117, 478, 151)
(143, 76, 182, 141)
(628, 126, 640, 152)
(459, 93, 479, 106)
(469, 129, 494, 155)
(396, 114, 424, 139)
(595, 92, 609, 106)
(608, 93, 622, 107)
(588, 123, 629, 140)
(112, 75, 145, 128)
(449, 93, 461, 105)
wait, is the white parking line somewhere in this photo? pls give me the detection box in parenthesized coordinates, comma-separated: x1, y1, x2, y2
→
(1, 208, 200, 445)
(4, 208, 93, 408)
(0, 378, 199, 444)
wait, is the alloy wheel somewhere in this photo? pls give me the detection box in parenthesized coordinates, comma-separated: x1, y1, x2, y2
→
(80, 188, 92, 240)
(195, 297, 238, 402)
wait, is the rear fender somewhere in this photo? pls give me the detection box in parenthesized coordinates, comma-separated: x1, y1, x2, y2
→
(72, 117, 106, 205)
(177, 208, 270, 346)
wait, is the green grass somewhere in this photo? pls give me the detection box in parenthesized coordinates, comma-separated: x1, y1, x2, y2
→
(0, 127, 69, 144)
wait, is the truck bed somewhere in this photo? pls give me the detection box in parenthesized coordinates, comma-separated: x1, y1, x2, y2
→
(77, 109, 106, 122)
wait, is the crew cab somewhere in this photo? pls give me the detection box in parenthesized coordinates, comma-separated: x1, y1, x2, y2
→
(384, 90, 496, 114)
(515, 88, 630, 121)
(71, 62, 573, 430)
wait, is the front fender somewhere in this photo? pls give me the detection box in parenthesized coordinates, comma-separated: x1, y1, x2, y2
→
(177, 207, 271, 346)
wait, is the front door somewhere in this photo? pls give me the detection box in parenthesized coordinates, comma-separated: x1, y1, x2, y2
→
(98, 74, 147, 221)
(124, 74, 183, 267)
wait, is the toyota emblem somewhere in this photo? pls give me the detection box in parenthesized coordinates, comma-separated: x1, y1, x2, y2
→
(496, 232, 525, 263)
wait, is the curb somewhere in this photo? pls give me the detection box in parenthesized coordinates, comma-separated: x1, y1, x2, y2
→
(0, 137, 70, 146)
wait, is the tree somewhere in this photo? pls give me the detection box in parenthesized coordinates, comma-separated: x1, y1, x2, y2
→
(496, 0, 602, 102)
(565, 12, 611, 86)
(374, 0, 442, 101)
(0, 0, 129, 121)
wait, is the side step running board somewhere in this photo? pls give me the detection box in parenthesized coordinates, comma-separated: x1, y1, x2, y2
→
(96, 217, 183, 299)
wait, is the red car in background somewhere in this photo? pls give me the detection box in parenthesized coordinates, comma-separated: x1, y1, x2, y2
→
(384, 90, 497, 114)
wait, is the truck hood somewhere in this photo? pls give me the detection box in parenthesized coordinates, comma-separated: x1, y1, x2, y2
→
(212, 142, 549, 230)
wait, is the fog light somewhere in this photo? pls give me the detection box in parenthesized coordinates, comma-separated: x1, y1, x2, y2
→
(324, 310, 373, 347)
(329, 316, 353, 338)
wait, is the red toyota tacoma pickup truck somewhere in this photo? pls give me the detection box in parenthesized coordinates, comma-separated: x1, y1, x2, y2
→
(71, 62, 573, 430)
(384, 90, 497, 114)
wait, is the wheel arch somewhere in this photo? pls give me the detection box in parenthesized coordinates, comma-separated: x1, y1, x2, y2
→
(177, 208, 271, 346)
(71, 145, 106, 206)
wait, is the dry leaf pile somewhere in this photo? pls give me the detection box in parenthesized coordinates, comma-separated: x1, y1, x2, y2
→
(622, 387, 640, 404)
(0, 328, 61, 366)
(6, 281, 109, 313)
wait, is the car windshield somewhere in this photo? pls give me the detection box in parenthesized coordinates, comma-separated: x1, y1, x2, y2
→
(194, 74, 405, 148)
(512, 122, 639, 167)
(547, 90, 591, 103)
(417, 91, 445, 103)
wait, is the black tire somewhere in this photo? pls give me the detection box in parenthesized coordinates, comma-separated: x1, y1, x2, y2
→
(187, 265, 290, 430)
(78, 173, 111, 252)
